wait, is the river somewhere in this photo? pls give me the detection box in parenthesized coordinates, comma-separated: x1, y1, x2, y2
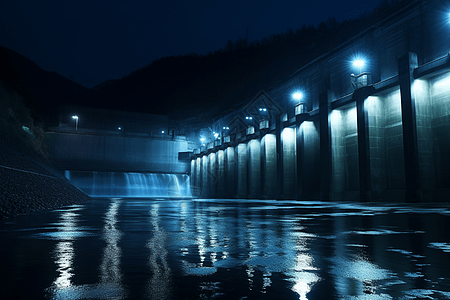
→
(1, 198, 450, 299)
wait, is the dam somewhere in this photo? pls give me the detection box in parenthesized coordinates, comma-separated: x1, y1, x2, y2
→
(45, 108, 194, 198)
(190, 0, 450, 202)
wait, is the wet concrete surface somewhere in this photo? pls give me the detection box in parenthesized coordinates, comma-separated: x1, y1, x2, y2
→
(1, 199, 450, 299)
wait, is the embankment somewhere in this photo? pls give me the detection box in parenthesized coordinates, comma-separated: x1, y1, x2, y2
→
(0, 144, 91, 219)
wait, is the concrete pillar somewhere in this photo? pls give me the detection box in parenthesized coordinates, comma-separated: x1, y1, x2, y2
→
(366, 96, 388, 201)
(355, 87, 376, 201)
(195, 157, 201, 197)
(297, 120, 321, 199)
(247, 139, 261, 198)
(412, 78, 434, 201)
(201, 155, 209, 198)
(330, 106, 359, 201)
(261, 134, 277, 199)
(236, 143, 247, 197)
(225, 147, 236, 198)
(190, 159, 196, 196)
(282, 128, 296, 198)
(276, 114, 283, 198)
(208, 152, 217, 197)
(217, 150, 225, 198)
(398, 52, 421, 202)
(319, 89, 332, 200)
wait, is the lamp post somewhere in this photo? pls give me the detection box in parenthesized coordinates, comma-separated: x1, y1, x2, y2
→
(72, 116, 78, 131)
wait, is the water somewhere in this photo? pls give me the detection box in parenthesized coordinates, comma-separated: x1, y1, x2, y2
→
(1, 199, 450, 300)
(64, 171, 192, 198)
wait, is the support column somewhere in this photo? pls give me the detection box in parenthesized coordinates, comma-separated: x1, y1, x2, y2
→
(195, 157, 201, 197)
(236, 143, 247, 198)
(276, 114, 283, 198)
(208, 152, 217, 198)
(217, 150, 225, 198)
(355, 87, 376, 201)
(282, 128, 296, 198)
(201, 155, 209, 198)
(190, 159, 196, 196)
(247, 139, 261, 198)
(261, 134, 277, 199)
(398, 52, 421, 203)
(319, 89, 332, 200)
(225, 147, 236, 198)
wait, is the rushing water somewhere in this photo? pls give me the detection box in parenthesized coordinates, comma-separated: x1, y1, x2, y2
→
(1, 199, 450, 300)
(64, 171, 192, 198)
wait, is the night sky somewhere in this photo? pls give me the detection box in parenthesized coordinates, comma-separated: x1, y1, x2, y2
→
(1, 0, 383, 88)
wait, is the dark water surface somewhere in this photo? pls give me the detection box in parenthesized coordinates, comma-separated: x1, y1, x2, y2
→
(1, 198, 450, 300)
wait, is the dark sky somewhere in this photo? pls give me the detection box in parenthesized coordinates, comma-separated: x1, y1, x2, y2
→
(1, 0, 382, 88)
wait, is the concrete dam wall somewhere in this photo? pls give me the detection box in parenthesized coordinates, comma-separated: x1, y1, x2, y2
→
(46, 132, 191, 174)
(190, 0, 450, 202)
(45, 131, 193, 197)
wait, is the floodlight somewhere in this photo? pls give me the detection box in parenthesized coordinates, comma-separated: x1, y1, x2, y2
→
(292, 92, 303, 101)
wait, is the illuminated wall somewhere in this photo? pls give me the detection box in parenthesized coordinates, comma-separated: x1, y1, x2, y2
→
(331, 106, 359, 200)
(46, 132, 190, 174)
(430, 73, 450, 188)
(225, 147, 236, 198)
(247, 139, 261, 198)
(261, 134, 277, 199)
(282, 128, 296, 198)
(236, 144, 247, 198)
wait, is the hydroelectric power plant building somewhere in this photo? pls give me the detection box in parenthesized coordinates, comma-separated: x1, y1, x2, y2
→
(190, 0, 450, 202)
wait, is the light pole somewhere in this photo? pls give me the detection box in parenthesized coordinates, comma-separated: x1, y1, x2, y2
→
(72, 116, 78, 131)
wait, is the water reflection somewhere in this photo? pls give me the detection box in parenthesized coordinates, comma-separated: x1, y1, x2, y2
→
(46, 199, 127, 300)
(3, 199, 449, 299)
(51, 208, 79, 290)
(100, 199, 122, 284)
(146, 202, 172, 300)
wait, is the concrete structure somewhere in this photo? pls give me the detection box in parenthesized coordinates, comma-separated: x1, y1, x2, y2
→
(190, 0, 450, 202)
(46, 108, 195, 174)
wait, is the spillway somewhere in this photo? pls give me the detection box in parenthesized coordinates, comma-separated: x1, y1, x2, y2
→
(64, 171, 192, 198)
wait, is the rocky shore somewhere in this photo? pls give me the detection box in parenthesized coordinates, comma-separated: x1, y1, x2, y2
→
(0, 144, 91, 219)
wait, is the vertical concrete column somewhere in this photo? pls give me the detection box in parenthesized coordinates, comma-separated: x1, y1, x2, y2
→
(355, 87, 376, 201)
(208, 152, 217, 198)
(201, 155, 209, 198)
(276, 114, 283, 198)
(319, 89, 332, 200)
(190, 159, 196, 196)
(217, 150, 225, 198)
(247, 139, 261, 198)
(297, 120, 320, 199)
(398, 52, 421, 202)
(261, 134, 277, 199)
(236, 143, 247, 197)
(282, 128, 296, 198)
(225, 147, 236, 198)
(195, 157, 201, 197)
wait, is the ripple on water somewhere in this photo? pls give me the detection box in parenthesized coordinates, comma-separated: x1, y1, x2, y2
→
(428, 242, 450, 253)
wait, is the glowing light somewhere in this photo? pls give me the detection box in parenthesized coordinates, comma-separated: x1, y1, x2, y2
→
(200, 138, 205, 142)
(72, 115, 79, 131)
(214, 133, 219, 139)
(259, 108, 267, 112)
(118, 127, 121, 130)
(161, 131, 165, 134)
(292, 92, 303, 101)
(223, 126, 229, 130)
(352, 60, 365, 68)
(350, 55, 368, 74)
(246, 116, 253, 120)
